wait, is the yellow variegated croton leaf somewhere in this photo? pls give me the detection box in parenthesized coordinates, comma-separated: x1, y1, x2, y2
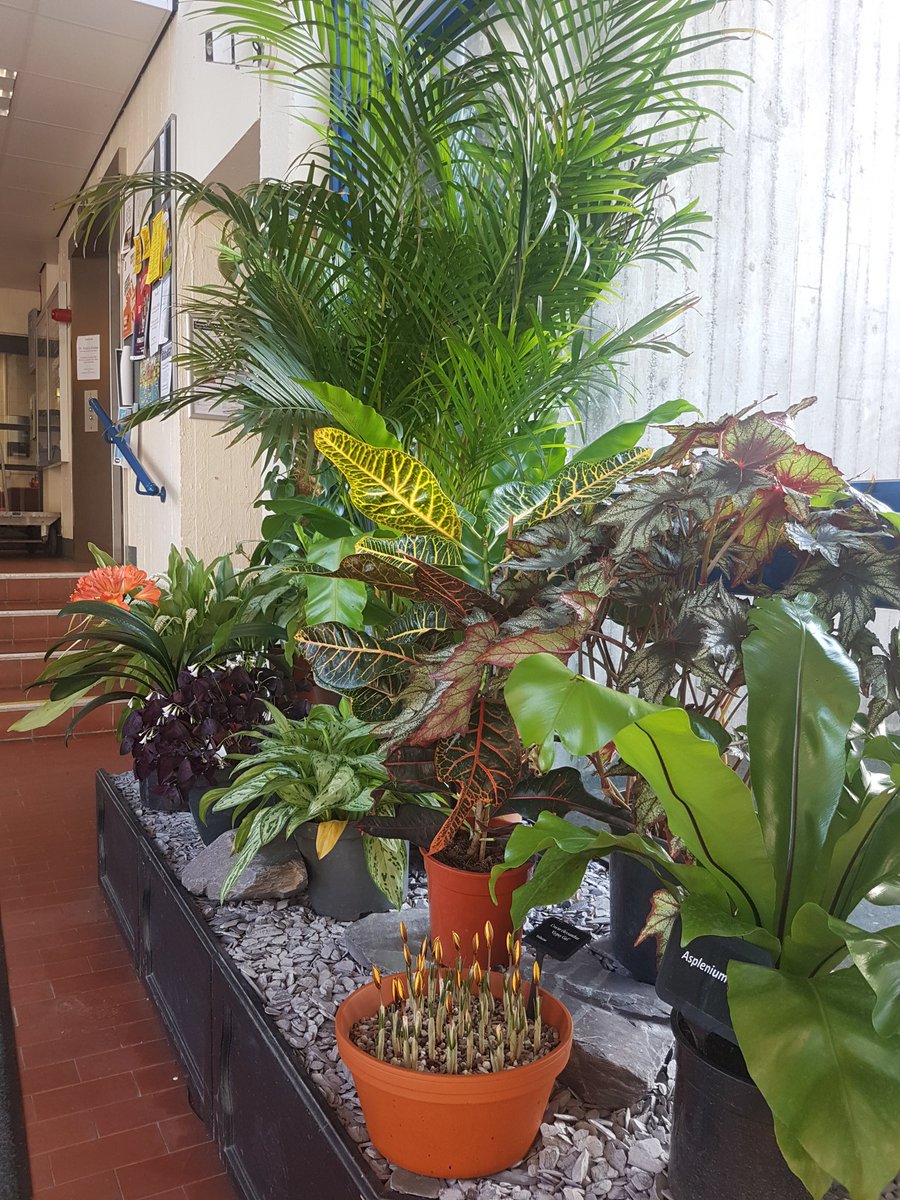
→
(528, 447, 653, 525)
(314, 427, 462, 542)
(356, 533, 462, 567)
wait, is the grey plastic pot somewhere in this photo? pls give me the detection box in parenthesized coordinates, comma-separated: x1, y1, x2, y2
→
(295, 823, 408, 921)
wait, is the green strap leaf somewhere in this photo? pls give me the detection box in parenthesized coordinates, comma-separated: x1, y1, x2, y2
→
(744, 595, 860, 941)
(616, 708, 775, 928)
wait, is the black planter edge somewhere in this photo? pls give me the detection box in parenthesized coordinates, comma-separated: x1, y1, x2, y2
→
(95, 769, 398, 1200)
(0, 900, 30, 1200)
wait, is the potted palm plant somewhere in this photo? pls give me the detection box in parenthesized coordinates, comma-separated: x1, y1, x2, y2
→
(335, 925, 573, 1177)
(202, 703, 441, 919)
(493, 595, 900, 1200)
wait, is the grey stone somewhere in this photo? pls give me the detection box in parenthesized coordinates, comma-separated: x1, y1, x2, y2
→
(388, 1168, 445, 1197)
(342, 907, 431, 972)
(570, 1150, 591, 1184)
(627, 1139, 665, 1175)
(549, 945, 670, 1024)
(181, 832, 307, 902)
(556, 980, 674, 1113)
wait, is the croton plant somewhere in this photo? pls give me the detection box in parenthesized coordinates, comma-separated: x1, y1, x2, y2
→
(294, 398, 900, 864)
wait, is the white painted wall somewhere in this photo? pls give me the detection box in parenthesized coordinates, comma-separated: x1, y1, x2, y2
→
(591, 0, 900, 484)
(0, 288, 39, 336)
(55, 0, 318, 571)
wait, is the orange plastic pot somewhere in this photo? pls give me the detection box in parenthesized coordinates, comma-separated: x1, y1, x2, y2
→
(423, 850, 530, 969)
(335, 973, 573, 1178)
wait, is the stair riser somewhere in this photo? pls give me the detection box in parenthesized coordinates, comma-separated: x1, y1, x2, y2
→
(0, 613, 75, 647)
(0, 576, 80, 605)
(0, 702, 125, 742)
(0, 655, 46, 689)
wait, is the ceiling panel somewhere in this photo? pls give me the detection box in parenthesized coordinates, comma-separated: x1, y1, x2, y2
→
(26, 17, 155, 92)
(9, 72, 121, 133)
(4, 117, 100, 167)
(0, 0, 174, 289)
(0, 7, 31, 67)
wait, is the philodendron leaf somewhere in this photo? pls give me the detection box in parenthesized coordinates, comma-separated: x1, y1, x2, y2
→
(729, 962, 900, 1200)
(303, 536, 368, 627)
(314, 427, 462, 542)
(297, 381, 402, 449)
(833, 918, 900, 1036)
(297, 624, 416, 689)
(570, 399, 699, 466)
(362, 834, 406, 909)
(504, 653, 656, 764)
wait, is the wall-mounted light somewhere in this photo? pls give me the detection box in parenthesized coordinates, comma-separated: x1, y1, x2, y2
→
(0, 68, 17, 117)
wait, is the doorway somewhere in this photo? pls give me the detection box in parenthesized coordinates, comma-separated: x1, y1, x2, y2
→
(68, 255, 116, 560)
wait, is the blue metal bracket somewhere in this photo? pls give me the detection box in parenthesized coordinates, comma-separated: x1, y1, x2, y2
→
(90, 399, 166, 502)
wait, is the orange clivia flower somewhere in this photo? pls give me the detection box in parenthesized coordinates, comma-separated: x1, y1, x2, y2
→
(70, 565, 161, 609)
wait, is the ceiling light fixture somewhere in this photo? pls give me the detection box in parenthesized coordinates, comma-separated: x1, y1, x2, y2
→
(0, 68, 17, 118)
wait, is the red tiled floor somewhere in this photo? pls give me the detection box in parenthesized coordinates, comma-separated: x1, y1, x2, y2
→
(0, 733, 236, 1198)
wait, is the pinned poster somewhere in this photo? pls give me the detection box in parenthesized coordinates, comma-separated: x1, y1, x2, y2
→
(146, 210, 166, 285)
(122, 248, 136, 339)
(75, 334, 101, 381)
(120, 194, 134, 252)
(147, 282, 163, 355)
(137, 353, 160, 409)
(160, 342, 174, 399)
(139, 223, 151, 263)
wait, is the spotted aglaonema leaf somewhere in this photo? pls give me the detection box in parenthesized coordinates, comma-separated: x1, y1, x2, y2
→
(430, 699, 522, 855)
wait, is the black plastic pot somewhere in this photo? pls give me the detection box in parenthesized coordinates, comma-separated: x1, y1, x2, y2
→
(138, 770, 187, 813)
(668, 1013, 810, 1200)
(608, 850, 664, 984)
(188, 785, 236, 846)
(295, 824, 407, 921)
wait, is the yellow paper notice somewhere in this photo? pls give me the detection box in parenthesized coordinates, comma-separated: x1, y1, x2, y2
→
(132, 236, 143, 275)
(139, 224, 151, 262)
(146, 211, 166, 285)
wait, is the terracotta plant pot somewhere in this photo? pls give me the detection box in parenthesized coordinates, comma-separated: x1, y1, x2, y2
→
(423, 851, 530, 969)
(335, 973, 573, 1178)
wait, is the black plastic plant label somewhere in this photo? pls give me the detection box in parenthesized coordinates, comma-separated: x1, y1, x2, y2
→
(525, 918, 591, 961)
(656, 921, 774, 1044)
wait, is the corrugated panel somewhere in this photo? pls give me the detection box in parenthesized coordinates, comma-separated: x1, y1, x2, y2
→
(588, 0, 900, 483)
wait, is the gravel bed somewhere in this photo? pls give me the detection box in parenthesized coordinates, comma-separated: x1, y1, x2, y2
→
(115, 773, 897, 1200)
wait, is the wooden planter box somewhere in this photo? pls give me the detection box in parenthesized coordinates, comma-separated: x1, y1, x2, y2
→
(96, 770, 392, 1200)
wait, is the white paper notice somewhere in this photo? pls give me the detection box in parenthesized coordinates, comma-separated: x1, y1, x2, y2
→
(121, 195, 135, 250)
(76, 334, 101, 381)
(147, 284, 162, 355)
(158, 275, 171, 345)
(160, 342, 173, 398)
